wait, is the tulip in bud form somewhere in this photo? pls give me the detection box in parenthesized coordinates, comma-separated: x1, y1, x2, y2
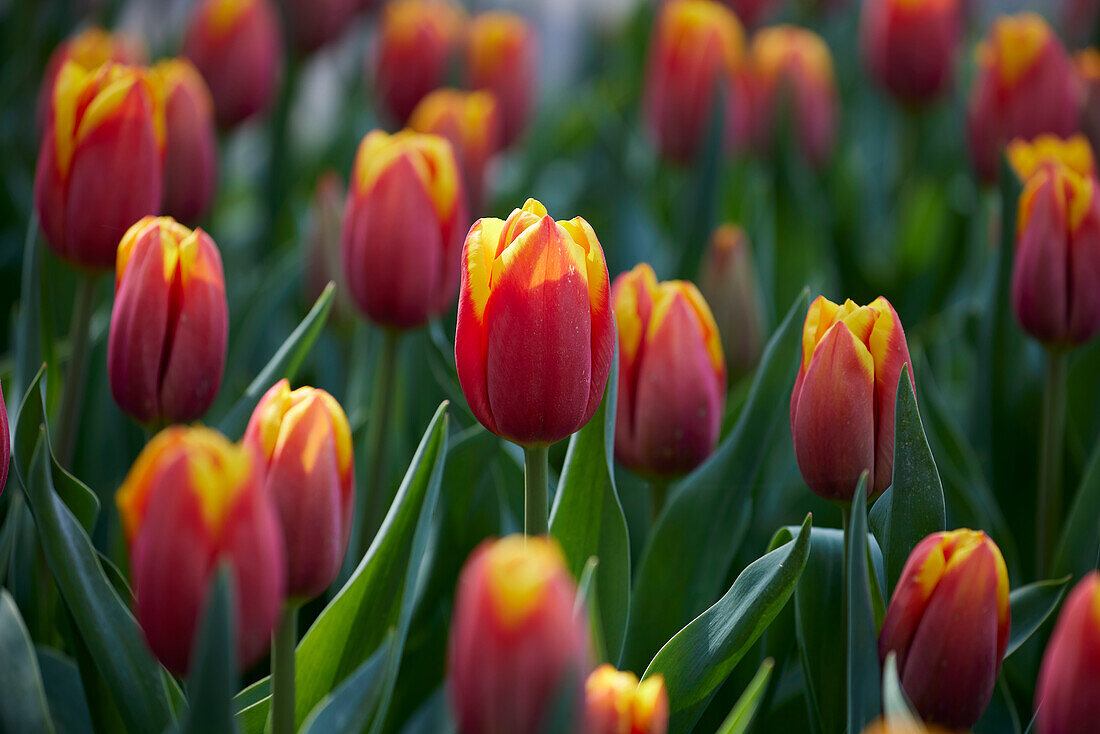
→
(34, 62, 164, 270)
(448, 535, 589, 734)
(183, 0, 283, 128)
(243, 380, 354, 600)
(790, 296, 913, 501)
(108, 217, 228, 425)
(116, 427, 284, 674)
(465, 12, 537, 148)
(0, 380, 8, 495)
(879, 530, 1010, 729)
(284, 0, 360, 54)
(341, 130, 467, 328)
(966, 13, 1082, 184)
(1034, 572, 1100, 734)
(584, 665, 669, 734)
(612, 264, 726, 477)
(860, 0, 961, 105)
(698, 224, 764, 379)
(153, 59, 218, 222)
(455, 198, 614, 446)
(1076, 50, 1100, 166)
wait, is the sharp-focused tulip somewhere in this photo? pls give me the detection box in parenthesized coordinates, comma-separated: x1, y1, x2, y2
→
(859, 0, 960, 105)
(108, 217, 228, 425)
(698, 224, 764, 379)
(966, 13, 1082, 184)
(183, 0, 283, 128)
(612, 263, 726, 477)
(303, 172, 352, 318)
(751, 24, 839, 168)
(0, 379, 8, 495)
(243, 380, 354, 600)
(153, 59, 218, 222)
(373, 0, 465, 125)
(409, 88, 501, 214)
(790, 295, 913, 501)
(283, 0, 360, 54)
(584, 665, 669, 734)
(1076, 50, 1100, 165)
(1034, 571, 1100, 734)
(455, 198, 614, 446)
(341, 129, 467, 328)
(34, 61, 164, 270)
(116, 426, 284, 674)
(448, 535, 589, 734)
(879, 530, 1010, 729)
(465, 12, 537, 148)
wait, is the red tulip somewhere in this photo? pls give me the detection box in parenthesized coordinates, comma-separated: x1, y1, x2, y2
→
(465, 12, 537, 148)
(154, 58, 218, 222)
(1034, 571, 1100, 734)
(697, 224, 764, 379)
(283, 0, 360, 54)
(1076, 50, 1100, 166)
(584, 665, 669, 734)
(719, 0, 781, 28)
(860, 0, 961, 105)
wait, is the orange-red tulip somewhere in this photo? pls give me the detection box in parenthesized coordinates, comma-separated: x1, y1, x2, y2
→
(861, 720, 955, 734)
(584, 665, 669, 734)
(860, 0, 961, 104)
(698, 224, 764, 379)
(465, 12, 537, 148)
(1034, 571, 1100, 734)
(153, 59, 218, 222)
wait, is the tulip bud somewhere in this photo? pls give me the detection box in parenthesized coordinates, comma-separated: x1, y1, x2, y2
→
(879, 530, 1010, 729)
(303, 172, 353, 319)
(455, 198, 615, 446)
(966, 13, 1082, 184)
(465, 12, 537, 148)
(243, 379, 354, 600)
(284, 0, 359, 55)
(859, 0, 961, 105)
(790, 296, 914, 501)
(341, 130, 467, 328)
(108, 217, 228, 425)
(584, 665, 669, 734)
(116, 426, 284, 674)
(1076, 49, 1100, 160)
(448, 535, 589, 734)
(750, 24, 839, 168)
(0, 379, 8, 496)
(697, 224, 764, 379)
(183, 0, 283, 128)
(1034, 571, 1100, 734)
(612, 264, 726, 477)
(152, 59, 218, 222)
(410, 88, 501, 215)
(373, 0, 465, 125)
(34, 62, 164, 270)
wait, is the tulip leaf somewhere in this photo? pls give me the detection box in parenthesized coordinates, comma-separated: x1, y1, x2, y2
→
(573, 557, 609, 665)
(549, 336, 631, 665)
(13, 218, 57, 410)
(299, 633, 393, 734)
(974, 676, 1021, 734)
(36, 646, 94, 734)
(624, 289, 809, 672)
(0, 589, 56, 734)
(641, 513, 812, 734)
(179, 567, 238, 734)
(848, 475, 881, 733)
(881, 652, 919, 724)
(1053, 431, 1100, 579)
(715, 658, 774, 734)
(1005, 576, 1071, 659)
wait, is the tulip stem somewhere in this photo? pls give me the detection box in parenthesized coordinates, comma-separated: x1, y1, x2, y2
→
(1036, 349, 1068, 577)
(524, 445, 550, 536)
(360, 330, 400, 557)
(650, 480, 669, 524)
(271, 603, 298, 734)
(55, 273, 97, 468)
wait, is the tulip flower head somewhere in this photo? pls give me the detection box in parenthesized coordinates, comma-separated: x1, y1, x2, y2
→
(861, 720, 955, 734)
(284, 0, 360, 54)
(465, 12, 537, 148)
(1034, 571, 1100, 734)
(612, 263, 726, 477)
(698, 224, 764, 379)
(108, 217, 228, 425)
(153, 59, 218, 222)
(116, 427, 284, 674)
(455, 198, 614, 447)
(879, 530, 1010, 729)
(859, 0, 961, 105)
(790, 296, 914, 502)
(1076, 49, 1100, 157)
(584, 665, 670, 734)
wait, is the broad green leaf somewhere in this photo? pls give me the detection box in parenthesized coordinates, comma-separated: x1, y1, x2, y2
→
(13, 218, 54, 407)
(716, 658, 774, 734)
(1053, 433, 1100, 578)
(848, 475, 881, 733)
(573, 557, 608, 665)
(36, 647, 94, 734)
(1006, 576, 1070, 659)
(0, 589, 56, 734)
(299, 634, 393, 734)
(881, 653, 919, 724)
(180, 567, 238, 734)
(397, 688, 454, 734)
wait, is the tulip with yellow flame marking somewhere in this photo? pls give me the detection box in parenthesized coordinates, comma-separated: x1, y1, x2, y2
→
(584, 665, 669, 734)
(153, 59, 218, 222)
(465, 12, 537, 148)
(860, 0, 961, 104)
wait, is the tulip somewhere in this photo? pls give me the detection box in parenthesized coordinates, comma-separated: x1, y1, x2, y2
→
(790, 295, 914, 502)
(966, 13, 1082, 184)
(612, 263, 726, 477)
(108, 216, 228, 425)
(243, 379, 354, 600)
(115, 426, 284, 674)
(1076, 50, 1100, 166)
(455, 198, 615, 447)
(183, 0, 283, 128)
(0, 379, 8, 495)
(448, 535, 589, 734)
(373, 0, 465, 125)
(720, 0, 780, 29)
(303, 172, 352, 319)
(861, 720, 955, 734)
(409, 88, 501, 214)
(750, 24, 839, 168)
(283, 0, 360, 54)
(584, 665, 669, 734)
(879, 530, 1010, 729)
(859, 0, 961, 105)
(1034, 571, 1100, 734)
(465, 12, 537, 148)
(697, 224, 764, 379)
(341, 129, 467, 328)
(153, 59, 218, 222)
(34, 62, 163, 270)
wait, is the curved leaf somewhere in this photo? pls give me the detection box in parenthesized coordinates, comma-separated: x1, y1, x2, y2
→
(180, 567, 238, 734)
(0, 589, 55, 734)
(848, 475, 881, 733)
(36, 647, 93, 734)
(1006, 576, 1071, 659)
(299, 634, 393, 734)
(1053, 433, 1100, 578)
(716, 658, 774, 734)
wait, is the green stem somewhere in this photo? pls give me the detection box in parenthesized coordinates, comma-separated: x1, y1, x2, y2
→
(650, 479, 669, 525)
(359, 330, 400, 557)
(1036, 349, 1068, 577)
(523, 445, 550, 536)
(840, 502, 851, 643)
(271, 604, 298, 734)
(55, 273, 97, 468)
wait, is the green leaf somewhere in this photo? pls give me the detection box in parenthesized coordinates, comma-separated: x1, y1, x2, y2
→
(1006, 576, 1071, 659)
(36, 647, 94, 734)
(848, 475, 881, 733)
(1053, 432, 1100, 578)
(299, 633, 393, 734)
(0, 589, 56, 734)
(550, 337, 630, 665)
(624, 289, 809, 671)
(715, 658, 774, 734)
(180, 567, 238, 734)
(573, 557, 609, 665)
(13, 218, 54, 408)
(642, 513, 812, 734)
(881, 652, 919, 725)
(974, 676, 1020, 734)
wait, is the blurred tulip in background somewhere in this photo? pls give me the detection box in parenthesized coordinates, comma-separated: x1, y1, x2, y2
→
(1034, 571, 1100, 734)
(697, 224, 764, 380)
(860, 0, 960, 105)
(465, 11, 537, 148)
(154, 58, 218, 222)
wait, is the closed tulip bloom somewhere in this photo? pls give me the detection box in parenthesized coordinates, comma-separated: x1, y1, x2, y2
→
(116, 427, 284, 674)
(612, 264, 726, 477)
(698, 224, 764, 379)
(455, 198, 614, 446)
(153, 59, 218, 222)
(1076, 50, 1100, 164)
(860, 0, 960, 105)
(966, 13, 1082, 184)
(0, 380, 8, 495)
(448, 535, 589, 734)
(184, 0, 283, 128)
(1034, 572, 1100, 734)
(34, 62, 164, 270)
(108, 217, 228, 425)
(790, 296, 913, 502)
(341, 130, 467, 328)
(284, 0, 359, 54)
(584, 665, 669, 734)
(879, 530, 1010, 729)
(465, 12, 537, 148)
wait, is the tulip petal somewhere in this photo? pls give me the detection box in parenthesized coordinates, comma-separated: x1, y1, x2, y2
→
(878, 534, 947, 672)
(1068, 200, 1100, 344)
(455, 217, 505, 437)
(867, 297, 914, 497)
(1013, 174, 1071, 343)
